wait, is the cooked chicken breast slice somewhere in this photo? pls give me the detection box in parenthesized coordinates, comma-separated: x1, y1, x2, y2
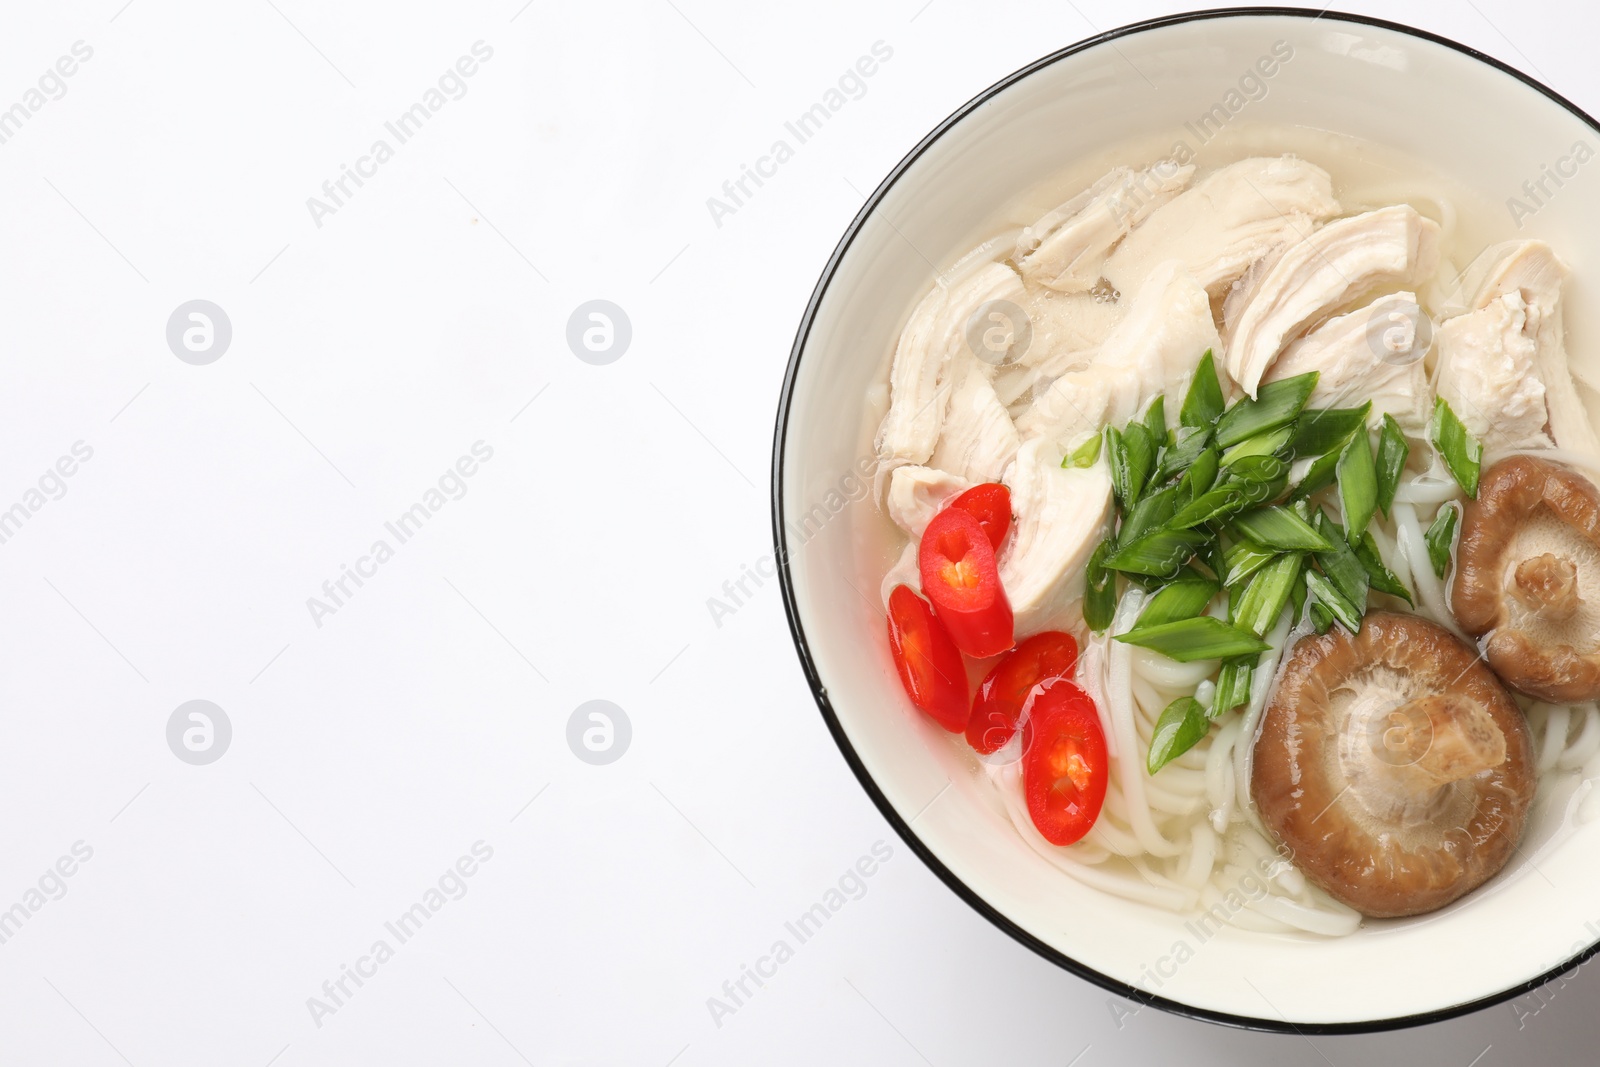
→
(1103, 156, 1340, 297)
(1000, 438, 1114, 635)
(1265, 292, 1433, 432)
(1224, 205, 1441, 396)
(1016, 161, 1194, 293)
(885, 465, 973, 537)
(930, 353, 1022, 483)
(1096, 261, 1222, 411)
(877, 262, 1026, 465)
(1467, 240, 1599, 456)
(1435, 293, 1551, 451)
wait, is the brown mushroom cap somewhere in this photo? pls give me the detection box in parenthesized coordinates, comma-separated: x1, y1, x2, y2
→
(1453, 455, 1600, 703)
(1251, 613, 1535, 918)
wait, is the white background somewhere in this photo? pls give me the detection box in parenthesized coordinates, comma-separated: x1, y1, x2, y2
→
(0, 0, 1594, 1064)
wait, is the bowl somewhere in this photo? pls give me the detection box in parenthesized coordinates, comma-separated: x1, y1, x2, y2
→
(772, 7, 1600, 1032)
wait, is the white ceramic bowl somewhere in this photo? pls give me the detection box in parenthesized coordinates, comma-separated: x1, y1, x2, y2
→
(774, 8, 1600, 1032)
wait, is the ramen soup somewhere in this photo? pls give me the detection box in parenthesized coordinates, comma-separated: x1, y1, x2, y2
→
(870, 123, 1600, 936)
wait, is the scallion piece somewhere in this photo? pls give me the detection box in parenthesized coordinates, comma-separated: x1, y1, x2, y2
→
(1120, 483, 1180, 544)
(1144, 395, 1166, 444)
(1430, 398, 1483, 498)
(1312, 512, 1369, 623)
(1214, 656, 1255, 714)
(1425, 503, 1459, 579)
(1215, 372, 1319, 447)
(1177, 445, 1220, 502)
(1288, 447, 1341, 503)
(1063, 433, 1103, 469)
(1135, 573, 1220, 628)
(1154, 426, 1213, 484)
(1148, 696, 1211, 775)
(1221, 539, 1275, 589)
(1231, 553, 1303, 637)
(1180, 349, 1224, 429)
(1230, 506, 1332, 551)
(1289, 404, 1370, 458)
(1337, 431, 1379, 540)
(1168, 484, 1254, 530)
(1115, 616, 1271, 662)
(1354, 531, 1413, 604)
(1375, 414, 1409, 516)
(1084, 540, 1117, 632)
(1110, 423, 1157, 508)
(1225, 453, 1290, 485)
(1105, 528, 1208, 576)
(1305, 570, 1362, 632)
(1220, 425, 1294, 468)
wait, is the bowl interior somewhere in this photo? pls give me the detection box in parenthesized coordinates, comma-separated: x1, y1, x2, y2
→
(778, 10, 1600, 1029)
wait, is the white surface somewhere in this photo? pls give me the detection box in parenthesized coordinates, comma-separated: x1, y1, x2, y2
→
(0, 0, 1595, 1064)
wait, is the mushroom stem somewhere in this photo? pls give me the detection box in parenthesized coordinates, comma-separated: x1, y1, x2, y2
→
(1383, 694, 1507, 791)
(1512, 552, 1582, 621)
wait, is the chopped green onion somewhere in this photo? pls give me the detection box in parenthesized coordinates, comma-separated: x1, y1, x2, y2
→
(1144, 395, 1166, 443)
(1120, 483, 1180, 544)
(1288, 447, 1341, 503)
(1109, 423, 1157, 508)
(1135, 573, 1220, 628)
(1115, 617, 1271, 662)
(1337, 431, 1379, 540)
(1180, 350, 1225, 429)
(1309, 601, 1336, 634)
(1168, 484, 1254, 530)
(1105, 528, 1208, 577)
(1312, 512, 1370, 620)
(1354, 530, 1414, 605)
(1221, 539, 1276, 589)
(1063, 433, 1103, 469)
(1225, 453, 1290, 485)
(1231, 506, 1332, 551)
(1231, 553, 1303, 637)
(1214, 656, 1255, 714)
(1430, 398, 1483, 498)
(1215, 372, 1319, 447)
(1375, 414, 1409, 516)
(1177, 445, 1220, 502)
(1220, 425, 1294, 468)
(1426, 503, 1460, 579)
(1084, 540, 1117, 632)
(1148, 696, 1211, 775)
(1305, 570, 1362, 632)
(1154, 426, 1213, 483)
(1290, 404, 1370, 458)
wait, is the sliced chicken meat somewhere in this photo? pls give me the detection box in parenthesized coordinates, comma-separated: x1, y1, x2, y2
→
(1439, 240, 1599, 456)
(1224, 205, 1442, 396)
(1265, 292, 1433, 431)
(930, 353, 1022, 483)
(1435, 293, 1552, 450)
(1016, 161, 1194, 293)
(1102, 156, 1340, 298)
(1000, 438, 1115, 635)
(1017, 261, 1220, 448)
(885, 465, 972, 538)
(878, 262, 1027, 466)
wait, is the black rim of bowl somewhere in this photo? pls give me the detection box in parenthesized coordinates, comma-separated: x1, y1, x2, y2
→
(771, 4, 1600, 1034)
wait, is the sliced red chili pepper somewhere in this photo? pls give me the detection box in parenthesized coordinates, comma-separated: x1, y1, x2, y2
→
(966, 631, 1079, 754)
(885, 585, 970, 732)
(918, 505, 1014, 658)
(1023, 682, 1108, 846)
(950, 483, 1012, 551)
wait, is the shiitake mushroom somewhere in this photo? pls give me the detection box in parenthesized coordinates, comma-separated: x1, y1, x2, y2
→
(1454, 455, 1600, 703)
(1251, 613, 1535, 918)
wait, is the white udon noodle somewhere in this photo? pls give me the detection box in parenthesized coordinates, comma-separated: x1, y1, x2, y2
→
(981, 462, 1600, 938)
